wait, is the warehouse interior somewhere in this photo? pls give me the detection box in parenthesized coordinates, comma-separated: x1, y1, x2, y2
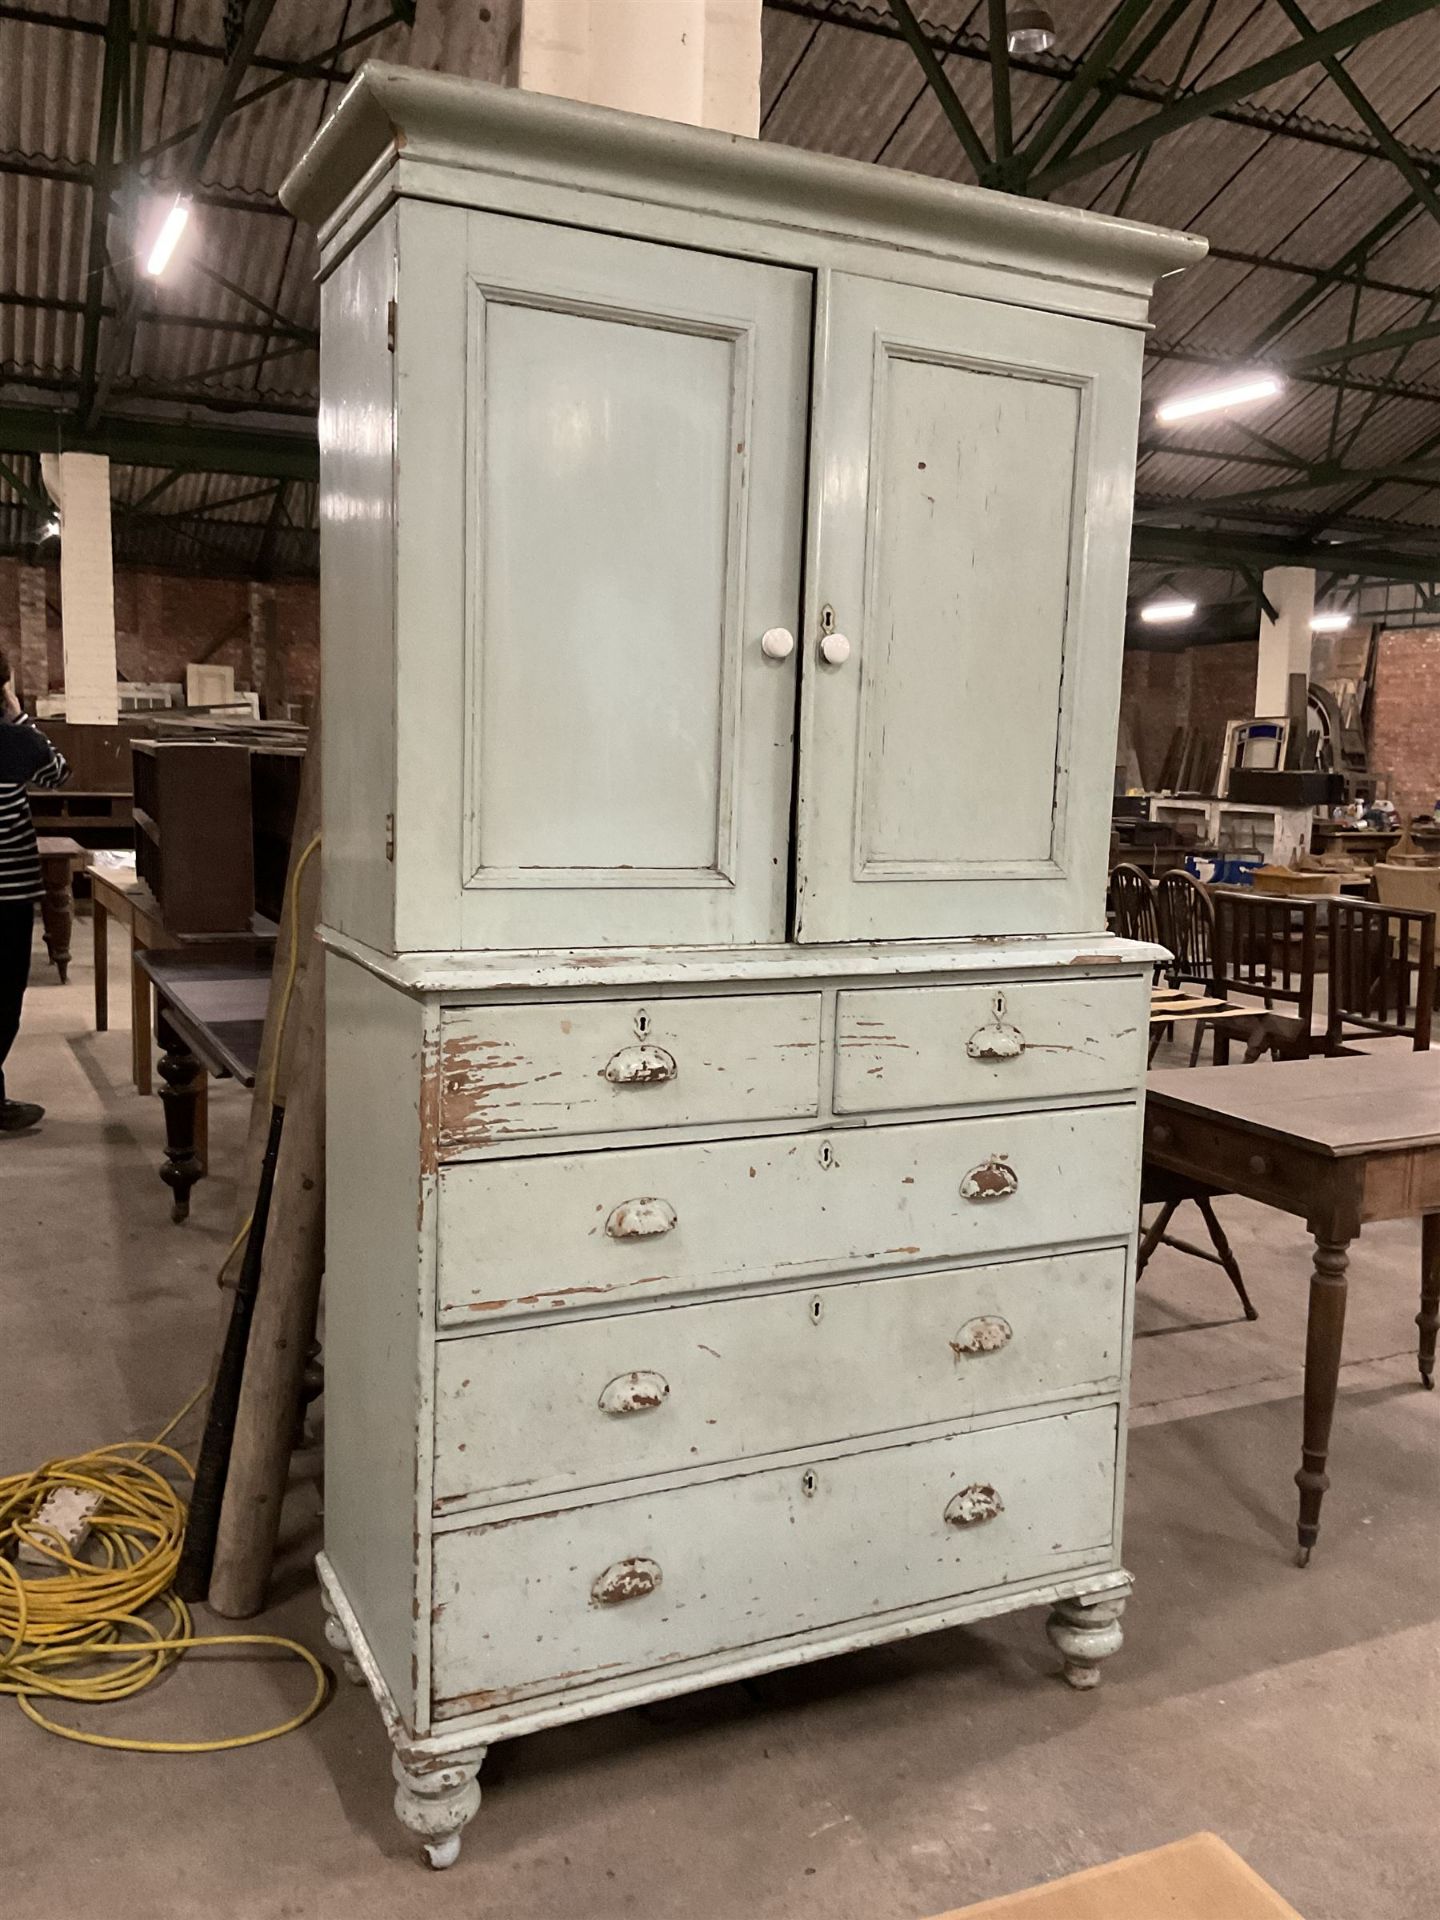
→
(2, 6, 1438, 1918)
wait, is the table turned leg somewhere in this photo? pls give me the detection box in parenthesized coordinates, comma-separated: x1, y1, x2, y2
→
(1419, 1215, 1440, 1391)
(1295, 1236, 1351, 1566)
(131, 944, 153, 1095)
(38, 861, 73, 983)
(93, 903, 108, 1031)
(156, 1010, 205, 1224)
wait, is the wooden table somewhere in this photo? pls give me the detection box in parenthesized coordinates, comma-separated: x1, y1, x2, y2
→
(1145, 1049, 1440, 1563)
(35, 835, 87, 982)
(90, 864, 173, 1094)
(137, 946, 272, 1222)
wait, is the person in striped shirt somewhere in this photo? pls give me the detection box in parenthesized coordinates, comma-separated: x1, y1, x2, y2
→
(0, 649, 70, 1133)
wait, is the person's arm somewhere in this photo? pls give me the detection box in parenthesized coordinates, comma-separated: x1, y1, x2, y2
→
(0, 680, 69, 789)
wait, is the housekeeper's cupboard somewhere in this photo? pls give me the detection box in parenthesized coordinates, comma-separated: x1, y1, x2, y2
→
(282, 64, 1202, 1867)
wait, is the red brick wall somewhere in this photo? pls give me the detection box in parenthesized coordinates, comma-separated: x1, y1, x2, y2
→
(1369, 627, 1440, 813)
(0, 556, 318, 713)
(1120, 639, 1259, 789)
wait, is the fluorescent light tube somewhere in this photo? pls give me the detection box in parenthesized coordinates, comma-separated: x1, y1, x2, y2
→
(144, 197, 190, 278)
(1310, 610, 1353, 633)
(1139, 598, 1197, 625)
(1155, 373, 1285, 424)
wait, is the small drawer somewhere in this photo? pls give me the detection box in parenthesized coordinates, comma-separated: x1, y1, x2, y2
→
(834, 976, 1148, 1115)
(436, 1103, 1139, 1326)
(433, 1248, 1125, 1511)
(437, 992, 822, 1152)
(431, 1405, 1117, 1717)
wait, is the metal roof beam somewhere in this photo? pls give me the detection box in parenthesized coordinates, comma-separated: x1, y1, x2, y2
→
(764, 2, 1440, 175)
(140, 11, 398, 167)
(1027, 0, 1440, 193)
(1147, 338, 1440, 405)
(0, 289, 311, 341)
(1285, 316, 1440, 373)
(1208, 244, 1430, 303)
(75, 0, 128, 422)
(986, 0, 1012, 162)
(1272, 0, 1440, 233)
(1131, 521, 1440, 583)
(0, 406, 317, 480)
(1018, 0, 1166, 176)
(0, 4, 371, 82)
(884, 0, 992, 180)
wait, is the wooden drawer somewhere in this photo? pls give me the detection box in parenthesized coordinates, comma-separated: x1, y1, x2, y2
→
(437, 992, 823, 1152)
(431, 1405, 1117, 1716)
(833, 976, 1147, 1115)
(433, 1249, 1125, 1511)
(436, 1102, 1139, 1326)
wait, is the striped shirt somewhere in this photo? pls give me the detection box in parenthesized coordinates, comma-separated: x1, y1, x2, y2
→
(0, 714, 69, 902)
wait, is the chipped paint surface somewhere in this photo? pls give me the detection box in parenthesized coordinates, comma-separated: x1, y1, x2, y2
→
(602, 1042, 677, 1086)
(604, 1196, 678, 1241)
(950, 1315, 1013, 1358)
(944, 1483, 1005, 1528)
(590, 1557, 663, 1607)
(436, 994, 822, 1152)
(833, 976, 1149, 1115)
(598, 1371, 671, 1417)
(436, 1105, 1136, 1324)
(960, 1155, 1019, 1202)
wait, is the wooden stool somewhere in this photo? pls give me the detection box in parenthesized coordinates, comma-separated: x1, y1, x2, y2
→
(930, 1831, 1302, 1919)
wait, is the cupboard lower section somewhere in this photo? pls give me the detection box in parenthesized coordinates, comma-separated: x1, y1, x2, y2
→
(429, 1403, 1119, 1719)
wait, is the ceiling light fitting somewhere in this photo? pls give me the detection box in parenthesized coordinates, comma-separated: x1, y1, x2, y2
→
(143, 195, 192, 279)
(1310, 610, 1353, 633)
(1007, 4, 1056, 55)
(1139, 598, 1197, 626)
(1155, 373, 1285, 424)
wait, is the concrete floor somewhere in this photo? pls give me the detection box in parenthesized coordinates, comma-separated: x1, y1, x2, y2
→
(3, 921, 1437, 1919)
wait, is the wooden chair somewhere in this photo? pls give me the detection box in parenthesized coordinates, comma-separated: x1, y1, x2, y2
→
(1325, 897, 1435, 1053)
(1108, 862, 1160, 944)
(1140, 871, 1260, 1316)
(1209, 889, 1320, 1063)
(1154, 869, 1216, 1067)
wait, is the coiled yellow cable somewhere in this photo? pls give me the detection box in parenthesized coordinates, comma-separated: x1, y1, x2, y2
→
(0, 1401, 331, 1751)
(0, 832, 333, 1752)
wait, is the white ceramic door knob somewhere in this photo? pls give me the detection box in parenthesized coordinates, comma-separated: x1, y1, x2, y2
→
(760, 627, 795, 661)
(819, 632, 851, 666)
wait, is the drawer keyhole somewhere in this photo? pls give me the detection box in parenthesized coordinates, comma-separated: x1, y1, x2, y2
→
(809, 1296, 824, 1326)
(634, 1008, 651, 1038)
(818, 1140, 835, 1170)
(801, 1469, 819, 1498)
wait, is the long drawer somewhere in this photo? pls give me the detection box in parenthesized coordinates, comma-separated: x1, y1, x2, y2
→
(431, 1405, 1118, 1716)
(437, 992, 823, 1152)
(435, 1103, 1139, 1326)
(433, 1248, 1125, 1511)
(833, 976, 1147, 1114)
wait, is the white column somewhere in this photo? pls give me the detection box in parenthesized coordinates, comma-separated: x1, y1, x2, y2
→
(516, 0, 761, 135)
(39, 451, 119, 723)
(1255, 566, 1314, 718)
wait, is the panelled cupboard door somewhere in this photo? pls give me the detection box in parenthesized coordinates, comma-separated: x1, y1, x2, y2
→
(794, 274, 1144, 943)
(393, 203, 809, 950)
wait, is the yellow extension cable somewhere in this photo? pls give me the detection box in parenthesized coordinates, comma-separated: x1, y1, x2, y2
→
(0, 834, 331, 1752)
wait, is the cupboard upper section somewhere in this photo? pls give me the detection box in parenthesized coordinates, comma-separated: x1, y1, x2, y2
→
(287, 69, 1201, 958)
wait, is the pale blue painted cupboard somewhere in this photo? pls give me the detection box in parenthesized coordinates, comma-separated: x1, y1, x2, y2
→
(282, 64, 1202, 1867)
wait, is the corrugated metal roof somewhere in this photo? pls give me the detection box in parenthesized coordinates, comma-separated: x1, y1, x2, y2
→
(2, 0, 1439, 593)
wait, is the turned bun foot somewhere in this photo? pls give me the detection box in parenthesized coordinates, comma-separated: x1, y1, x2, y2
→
(1046, 1592, 1126, 1690)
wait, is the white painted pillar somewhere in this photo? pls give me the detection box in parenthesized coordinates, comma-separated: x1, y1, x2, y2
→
(39, 451, 119, 723)
(516, 0, 761, 135)
(1255, 566, 1314, 718)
